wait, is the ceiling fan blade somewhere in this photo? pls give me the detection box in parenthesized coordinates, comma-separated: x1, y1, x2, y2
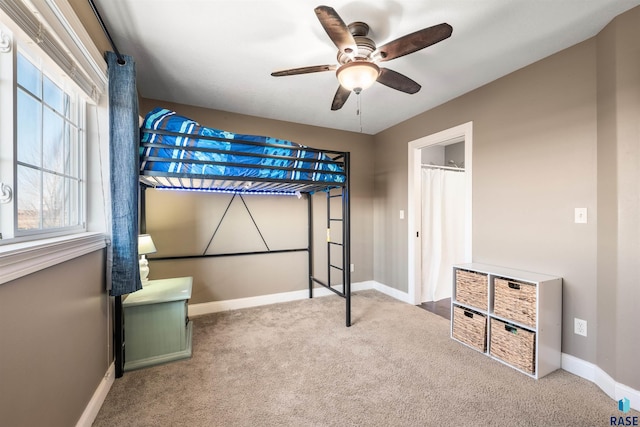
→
(271, 64, 337, 77)
(314, 6, 358, 56)
(377, 68, 421, 94)
(375, 23, 452, 62)
(331, 85, 352, 110)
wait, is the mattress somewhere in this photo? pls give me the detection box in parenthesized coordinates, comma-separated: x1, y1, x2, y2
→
(139, 108, 346, 192)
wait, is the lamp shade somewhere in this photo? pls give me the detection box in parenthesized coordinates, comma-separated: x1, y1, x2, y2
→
(336, 61, 380, 93)
(138, 234, 157, 255)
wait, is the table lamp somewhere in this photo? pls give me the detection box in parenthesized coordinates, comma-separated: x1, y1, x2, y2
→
(138, 234, 157, 284)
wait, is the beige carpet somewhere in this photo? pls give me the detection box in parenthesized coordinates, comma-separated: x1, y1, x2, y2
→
(93, 290, 636, 426)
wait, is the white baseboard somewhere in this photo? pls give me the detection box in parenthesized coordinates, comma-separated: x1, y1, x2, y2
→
(76, 362, 115, 427)
(561, 353, 640, 411)
(187, 280, 412, 317)
(368, 280, 413, 303)
(188, 281, 374, 316)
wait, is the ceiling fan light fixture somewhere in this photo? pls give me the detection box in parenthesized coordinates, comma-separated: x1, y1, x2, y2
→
(336, 61, 380, 94)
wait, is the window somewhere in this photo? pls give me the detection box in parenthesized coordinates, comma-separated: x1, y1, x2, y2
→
(16, 51, 84, 233)
(0, 25, 86, 242)
(0, 0, 108, 284)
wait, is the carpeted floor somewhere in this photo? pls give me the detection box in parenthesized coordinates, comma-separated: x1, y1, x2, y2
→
(93, 290, 636, 426)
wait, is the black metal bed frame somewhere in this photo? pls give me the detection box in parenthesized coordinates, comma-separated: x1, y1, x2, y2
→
(139, 130, 352, 319)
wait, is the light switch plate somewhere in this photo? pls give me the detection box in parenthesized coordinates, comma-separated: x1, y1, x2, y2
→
(575, 208, 587, 224)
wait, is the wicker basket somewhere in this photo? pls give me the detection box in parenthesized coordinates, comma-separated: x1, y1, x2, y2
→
(490, 318, 536, 374)
(493, 278, 537, 328)
(452, 305, 487, 352)
(455, 269, 488, 310)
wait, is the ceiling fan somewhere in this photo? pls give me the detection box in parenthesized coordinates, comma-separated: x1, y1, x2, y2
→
(271, 5, 453, 111)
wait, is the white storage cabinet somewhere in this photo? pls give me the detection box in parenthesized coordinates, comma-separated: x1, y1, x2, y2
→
(451, 263, 562, 379)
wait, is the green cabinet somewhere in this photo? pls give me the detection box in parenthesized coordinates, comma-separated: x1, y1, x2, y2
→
(123, 277, 193, 371)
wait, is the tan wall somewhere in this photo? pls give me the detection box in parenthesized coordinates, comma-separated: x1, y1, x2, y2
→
(596, 7, 640, 389)
(139, 99, 375, 302)
(373, 7, 640, 389)
(0, 250, 109, 427)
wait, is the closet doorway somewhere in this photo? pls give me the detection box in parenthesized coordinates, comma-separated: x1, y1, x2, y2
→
(407, 122, 473, 306)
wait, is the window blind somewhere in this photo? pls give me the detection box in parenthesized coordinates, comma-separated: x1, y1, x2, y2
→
(0, 0, 106, 102)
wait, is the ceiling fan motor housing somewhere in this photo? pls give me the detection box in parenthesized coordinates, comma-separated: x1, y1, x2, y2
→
(337, 22, 377, 64)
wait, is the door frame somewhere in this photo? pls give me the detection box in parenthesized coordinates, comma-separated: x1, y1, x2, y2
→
(407, 122, 473, 305)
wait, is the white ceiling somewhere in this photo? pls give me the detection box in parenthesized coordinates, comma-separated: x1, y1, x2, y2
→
(96, 0, 640, 134)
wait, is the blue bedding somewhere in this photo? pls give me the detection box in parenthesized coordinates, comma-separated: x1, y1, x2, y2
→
(140, 108, 346, 186)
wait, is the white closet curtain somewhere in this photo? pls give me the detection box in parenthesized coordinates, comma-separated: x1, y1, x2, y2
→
(421, 168, 466, 302)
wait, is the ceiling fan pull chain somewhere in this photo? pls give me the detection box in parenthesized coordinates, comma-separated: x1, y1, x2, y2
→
(357, 93, 363, 133)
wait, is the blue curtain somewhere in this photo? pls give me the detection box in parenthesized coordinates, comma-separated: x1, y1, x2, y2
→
(107, 51, 142, 296)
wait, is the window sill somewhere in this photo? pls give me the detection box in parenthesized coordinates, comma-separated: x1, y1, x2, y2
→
(0, 232, 107, 285)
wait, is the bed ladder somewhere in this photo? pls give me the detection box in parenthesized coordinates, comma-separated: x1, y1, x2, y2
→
(309, 181, 351, 326)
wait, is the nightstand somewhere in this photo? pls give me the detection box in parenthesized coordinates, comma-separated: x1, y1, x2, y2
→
(123, 276, 193, 371)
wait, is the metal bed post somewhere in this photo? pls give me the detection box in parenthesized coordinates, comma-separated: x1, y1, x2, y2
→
(307, 192, 314, 299)
(114, 296, 124, 377)
(343, 152, 351, 327)
(326, 191, 331, 291)
(140, 185, 147, 234)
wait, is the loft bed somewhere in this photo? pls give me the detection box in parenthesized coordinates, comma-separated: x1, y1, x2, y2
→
(138, 107, 352, 325)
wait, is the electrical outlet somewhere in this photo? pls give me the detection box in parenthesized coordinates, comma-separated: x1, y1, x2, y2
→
(350, 264, 354, 273)
(574, 318, 587, 337)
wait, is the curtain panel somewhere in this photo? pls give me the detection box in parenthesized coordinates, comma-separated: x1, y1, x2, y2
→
(421, 168, 466, 302)
(107, 51, 142, 296)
